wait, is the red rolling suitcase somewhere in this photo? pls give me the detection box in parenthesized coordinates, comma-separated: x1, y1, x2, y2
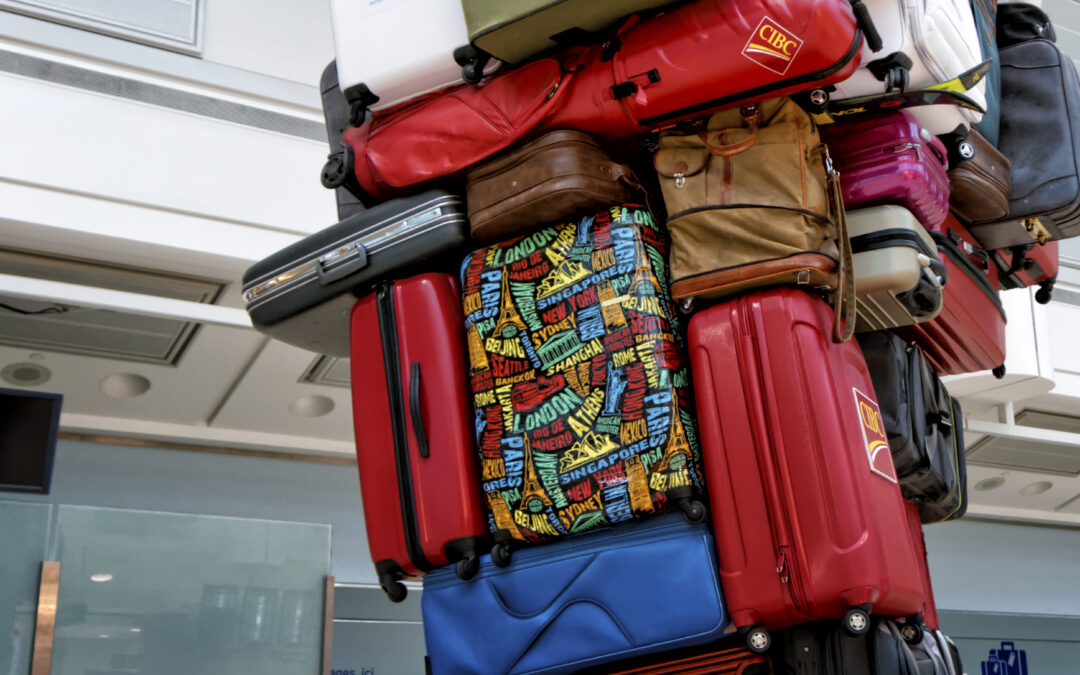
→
(905, 500, 940, 632)
(896, 214, 1007, 376)
(349, 273, 488, 602)
(541, 0, 869, 140)
(991, 240, 1058, 304)
(688, 288, 924, 652)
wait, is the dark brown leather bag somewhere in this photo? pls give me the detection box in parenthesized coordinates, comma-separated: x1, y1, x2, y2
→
(948, 129, 1011, 224)
(465, 130, 642, 241)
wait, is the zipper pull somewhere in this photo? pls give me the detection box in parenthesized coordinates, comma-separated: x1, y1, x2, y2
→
(776, 548, 789, 584)
(891, 142, 921, 161)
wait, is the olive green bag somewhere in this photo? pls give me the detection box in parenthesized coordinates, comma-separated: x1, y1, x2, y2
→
(462, 0, 674, 65)
(654, 97, 854, 341)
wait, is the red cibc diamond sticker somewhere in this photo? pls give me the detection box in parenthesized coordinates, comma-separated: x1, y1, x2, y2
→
(742, 16, 805, 75)
(853, 388, 899, 484)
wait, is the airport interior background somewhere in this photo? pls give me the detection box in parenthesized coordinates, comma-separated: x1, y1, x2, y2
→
(1, 0, 1079, 673)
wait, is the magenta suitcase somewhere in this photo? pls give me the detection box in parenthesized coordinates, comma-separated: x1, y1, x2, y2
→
(820, 111, 950, 230)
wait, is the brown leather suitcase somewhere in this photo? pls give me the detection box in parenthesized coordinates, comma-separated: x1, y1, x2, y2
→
(948, 129, 1011, 226)
(464, 129, 642, 241)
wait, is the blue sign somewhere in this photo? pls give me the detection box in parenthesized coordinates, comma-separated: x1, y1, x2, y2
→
(981, 641, 1028, 675)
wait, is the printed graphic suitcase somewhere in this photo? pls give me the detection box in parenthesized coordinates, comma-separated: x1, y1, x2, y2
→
(584, 642, 769, 674)
(820, 110, 950, 230)
(858, 331, 967, 522)
(460, 204, 706, 550)
(827, 0, 987, 136)
(330, 0, 491, 119)
(773, 619, 936, 674)
(992, 241, 1058, 304)
(688, 288, 924, 651)
(421, 514, 729, 675)
(242, 190, 467, 357)
(895, 214, 1006, 376)
(969, 39, 1080, 248)
(537, 0, 874, 140)
(350, 275, 489, 602)
(849, 206, 944, 332)
(461, 0, 675, 66)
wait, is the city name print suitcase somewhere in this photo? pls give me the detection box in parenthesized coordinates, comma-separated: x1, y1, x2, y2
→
(349, 274, 489, 602)
(896, 214, 1006, 375)
(820, 110, 950, 230)
(827, 0, 986, 136)
(849, 206, 944, 332)
(460, 204, 706, 550)
(243, 189, 467, 357)
(688, 288, 924, 651)
(421, 514, 730, 675)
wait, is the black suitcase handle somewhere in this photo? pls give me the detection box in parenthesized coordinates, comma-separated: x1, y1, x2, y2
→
(316, 244, 368, 285)
(409, 362, 430, 459)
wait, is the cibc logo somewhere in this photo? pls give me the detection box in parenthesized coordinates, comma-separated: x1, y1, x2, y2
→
(742, 17, 805, 75)
(853, 388, 898, 483)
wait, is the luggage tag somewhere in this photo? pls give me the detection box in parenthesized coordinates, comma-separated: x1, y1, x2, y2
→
(807, 60, 992, 126)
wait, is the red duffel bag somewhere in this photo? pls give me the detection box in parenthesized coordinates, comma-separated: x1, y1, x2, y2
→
(344, 0, 873, 200)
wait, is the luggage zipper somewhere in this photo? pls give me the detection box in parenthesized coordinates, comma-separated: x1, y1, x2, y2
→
(892, 142, 921, 161)
(376, 282, 433, 574)
(738, 303, 808, 613)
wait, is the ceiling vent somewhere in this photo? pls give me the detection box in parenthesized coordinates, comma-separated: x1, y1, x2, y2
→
(300, 356, 351, 388)
(0, 249, 223, 366)
(966, 409, 1080, 477)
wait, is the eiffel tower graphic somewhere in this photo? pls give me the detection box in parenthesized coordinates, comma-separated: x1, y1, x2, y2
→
(492, 274, 529, 339)
(625, 455, 655, 515)
(657, 408, 693, 473)
(597, 280, 628, 329)
(627, 235, 657, 297)
(536, 246, 591, 300)
(520, 436, 553, 514)
(467, 322, 490, 374)
(487, 490, 523, 539)
(559, 431, 619, 473)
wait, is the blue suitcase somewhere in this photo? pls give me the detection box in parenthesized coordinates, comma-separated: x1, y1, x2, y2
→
(421, 514, 729, 675)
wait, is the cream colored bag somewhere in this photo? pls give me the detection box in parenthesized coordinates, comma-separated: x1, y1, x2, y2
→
(654, 97, 853, 340)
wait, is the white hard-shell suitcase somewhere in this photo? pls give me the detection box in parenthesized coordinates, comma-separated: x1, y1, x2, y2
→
(830, 0, 986, 135)
(330, 0, 492, 120)
(850, 205, 945, 332)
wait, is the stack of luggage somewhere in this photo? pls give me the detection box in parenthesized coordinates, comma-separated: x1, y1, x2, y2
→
(241, 0, 1080, 672)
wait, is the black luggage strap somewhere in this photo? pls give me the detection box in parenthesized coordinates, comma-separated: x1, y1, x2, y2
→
(849, 0, 883, 52)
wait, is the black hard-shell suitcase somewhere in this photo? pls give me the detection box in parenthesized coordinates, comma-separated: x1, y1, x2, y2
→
(320, 61, 371, 219)
(970, 39, 1080, 248)
(858, 331, 968, 524)
(772, 620, 945, 675)
(242, 189, 467, 356)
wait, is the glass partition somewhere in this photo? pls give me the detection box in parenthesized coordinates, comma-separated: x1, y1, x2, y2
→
(50, 505, 330, 675)
(0, 500, 53, 675)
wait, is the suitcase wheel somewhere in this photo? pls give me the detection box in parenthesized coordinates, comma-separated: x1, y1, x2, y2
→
(679, 498, 707, 525)
(453, 45, 492, 86)
(379, 573, 408, 603)
(842, 606, 871, 636)
(320, 144, 354, 189)
(490, 541, 513, 568)
(992, 365, 1006, 379)
(455, 554, 480, 581)
(677, 297, 695, 316)
(745, 627, 771, 653)
(900, 621, 924, 645)
(1036, 279, 1055, 304)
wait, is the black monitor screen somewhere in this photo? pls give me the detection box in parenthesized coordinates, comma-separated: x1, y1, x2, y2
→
(0, 388, 62, 493)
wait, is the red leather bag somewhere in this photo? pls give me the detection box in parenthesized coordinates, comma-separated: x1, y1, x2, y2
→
(343, 56, 575, 199)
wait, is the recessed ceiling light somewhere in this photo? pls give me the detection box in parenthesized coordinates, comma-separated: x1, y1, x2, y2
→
(1020, 481, 1052, 496)
(289, 395, 335, 418)
(90, 573, 113, 583)
(975, 477, 1006, 491)
(99, 373, 151, 399)
(1, 362, 52, 386)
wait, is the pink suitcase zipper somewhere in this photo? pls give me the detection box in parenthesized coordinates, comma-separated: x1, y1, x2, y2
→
(821, 111, 950, 230)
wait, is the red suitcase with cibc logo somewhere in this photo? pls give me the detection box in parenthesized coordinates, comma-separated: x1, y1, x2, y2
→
(688, 288, 924, 653)
(349, 273, 489, 602)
